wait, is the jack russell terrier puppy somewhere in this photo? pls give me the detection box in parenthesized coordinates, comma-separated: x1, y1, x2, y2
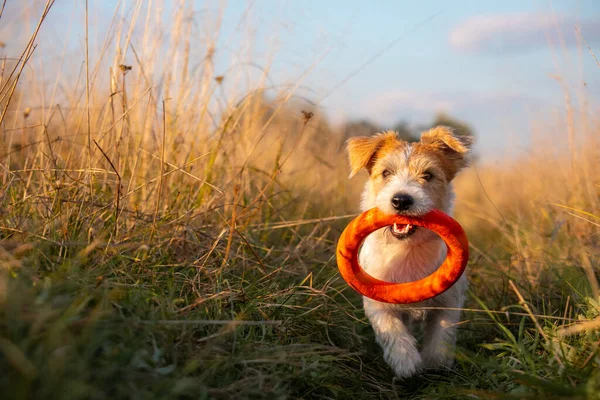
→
(346, 126, 472, 378)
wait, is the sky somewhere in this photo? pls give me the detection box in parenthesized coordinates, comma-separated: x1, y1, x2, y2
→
(5, 0, 600, 161)
(212, 0, 600, 160)
(235, 0, 600, 160)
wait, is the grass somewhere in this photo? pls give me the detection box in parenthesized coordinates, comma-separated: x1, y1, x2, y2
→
(0, 1, 599, 399)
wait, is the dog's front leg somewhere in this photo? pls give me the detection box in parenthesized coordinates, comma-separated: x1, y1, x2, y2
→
(364, 299, 421, 378)
(420, 307, 461, 369)
(421, 279, 466, 369)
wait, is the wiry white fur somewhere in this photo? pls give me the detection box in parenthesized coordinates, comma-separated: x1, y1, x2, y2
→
(365, 173, 434, 218)
(359, 169, 467, 379)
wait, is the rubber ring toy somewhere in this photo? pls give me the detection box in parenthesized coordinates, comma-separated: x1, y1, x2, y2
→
(336, 207, 469, 304)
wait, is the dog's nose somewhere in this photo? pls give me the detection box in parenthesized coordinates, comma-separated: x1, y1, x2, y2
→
(391, 194, 414, 211)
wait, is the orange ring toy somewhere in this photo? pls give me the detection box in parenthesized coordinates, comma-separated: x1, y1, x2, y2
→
(336, 208, 469, 304)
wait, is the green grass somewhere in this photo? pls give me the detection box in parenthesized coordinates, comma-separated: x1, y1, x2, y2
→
(1, 209, 598, 399)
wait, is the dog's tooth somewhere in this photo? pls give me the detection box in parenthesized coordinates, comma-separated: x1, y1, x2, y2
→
(393, 223, 398, 232)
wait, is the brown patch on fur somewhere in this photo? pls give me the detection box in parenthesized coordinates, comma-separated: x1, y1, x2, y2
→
(369, 147, 453, 211)
(346, 131, 405, 178)
(417, 126, 473, 181)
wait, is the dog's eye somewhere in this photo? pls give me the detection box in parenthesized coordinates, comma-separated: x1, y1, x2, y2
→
(422, 171, 434, 181)
(382, 170, 391, 178)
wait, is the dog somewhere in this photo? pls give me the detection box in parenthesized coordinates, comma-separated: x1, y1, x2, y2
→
(346, 126, 472, 378)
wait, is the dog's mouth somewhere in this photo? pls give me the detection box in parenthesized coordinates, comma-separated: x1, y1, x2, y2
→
(389, 223, 418, 240)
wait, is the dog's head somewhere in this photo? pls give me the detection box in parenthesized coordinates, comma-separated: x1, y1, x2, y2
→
(346, 126, 473, 240)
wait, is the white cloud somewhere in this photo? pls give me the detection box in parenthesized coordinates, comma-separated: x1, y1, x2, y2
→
(363, 91, 455, 124)
(362, 90, 546, 126)
(450, 13, 600, 54)
(359, 90, 551, 159)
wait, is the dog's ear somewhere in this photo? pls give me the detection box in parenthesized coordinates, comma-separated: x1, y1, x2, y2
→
(420, 126, 474, 177)
(420, 126, 473, 154)
(346, 131, 398, 178)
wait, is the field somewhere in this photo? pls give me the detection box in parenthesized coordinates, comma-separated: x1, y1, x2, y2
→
(0, 1, 599, 399)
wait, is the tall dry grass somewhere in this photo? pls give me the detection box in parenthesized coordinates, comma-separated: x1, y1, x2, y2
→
(0, 0, 359, 251)
(455, 113, 599, 288)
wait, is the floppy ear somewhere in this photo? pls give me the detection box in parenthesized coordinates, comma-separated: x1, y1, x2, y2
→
(346, 131, 398, 178)
(420, 126, 474, 178)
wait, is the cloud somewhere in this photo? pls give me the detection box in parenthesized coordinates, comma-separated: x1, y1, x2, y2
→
(362, 90, 546, 126)
(359, 90, 551, 159)
(449, 13, 600, 55)
(363, 91, 455, 123)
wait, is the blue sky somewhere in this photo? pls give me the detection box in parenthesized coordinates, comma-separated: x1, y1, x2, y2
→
(212, 0, 600, 160)
(6, 0, 600, 161)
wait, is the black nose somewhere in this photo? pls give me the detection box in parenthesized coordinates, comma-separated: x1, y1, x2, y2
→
(391, 194, 414, 211)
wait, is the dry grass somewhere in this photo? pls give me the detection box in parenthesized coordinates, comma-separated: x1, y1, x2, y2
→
(0, 1, 598, 399)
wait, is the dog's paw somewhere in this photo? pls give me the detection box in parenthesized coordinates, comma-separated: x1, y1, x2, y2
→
(393, 361, 422, 379)
(385, 346, 423, 379)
